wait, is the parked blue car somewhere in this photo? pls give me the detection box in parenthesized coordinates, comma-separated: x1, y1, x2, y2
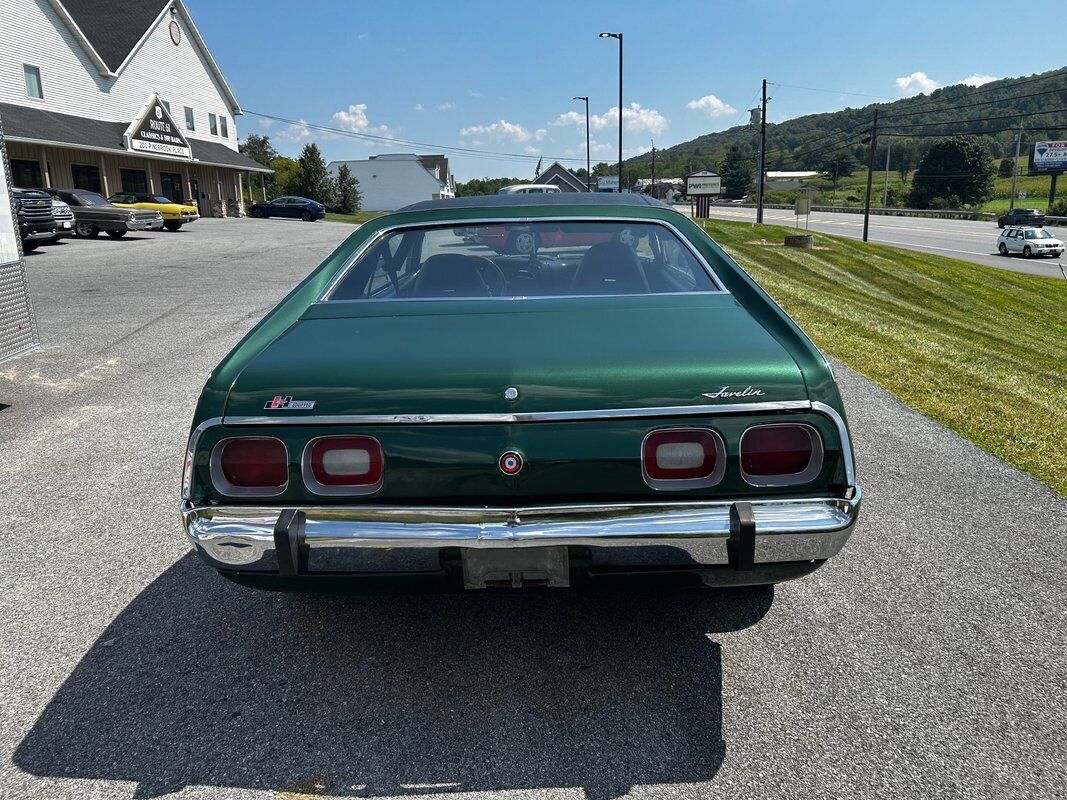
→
(249, 196, 326, 222)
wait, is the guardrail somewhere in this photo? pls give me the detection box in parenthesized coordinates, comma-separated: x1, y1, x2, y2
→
(728, 202, 1066, 226)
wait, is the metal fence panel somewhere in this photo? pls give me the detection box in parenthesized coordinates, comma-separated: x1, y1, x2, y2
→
(0, 113, 40, 364)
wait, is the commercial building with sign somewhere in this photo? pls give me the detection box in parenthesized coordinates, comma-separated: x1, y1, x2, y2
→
(0, 0, 269, 216)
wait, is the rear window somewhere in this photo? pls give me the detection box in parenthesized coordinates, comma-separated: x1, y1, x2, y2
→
(327, 221, 718, 301)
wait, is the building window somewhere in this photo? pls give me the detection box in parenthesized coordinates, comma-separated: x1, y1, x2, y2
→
(71, 164, 102, 193)
(120, 169, 148, 194)
(24, 65, 43, 99)
(10, 159, 43, 188)
(184, 106, 195, 130)
(220, 116, 228, 138)
(209, 113, 218, 135)
(160, 172, 184, 203)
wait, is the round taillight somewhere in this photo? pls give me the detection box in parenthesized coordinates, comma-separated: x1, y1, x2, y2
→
(740, 424, 823, 486)
(210, 437, 288, 496)
(642, 428, 725, 489)
(303, 436, 384, 495)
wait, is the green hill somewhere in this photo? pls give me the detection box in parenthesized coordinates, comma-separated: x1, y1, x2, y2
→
(623, 67, 1067, 179)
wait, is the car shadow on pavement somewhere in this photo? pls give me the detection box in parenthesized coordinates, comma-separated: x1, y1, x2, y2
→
(15, 554, 773, 799)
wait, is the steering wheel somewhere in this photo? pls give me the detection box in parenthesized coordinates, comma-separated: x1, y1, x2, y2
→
(474, 257, 508, 296)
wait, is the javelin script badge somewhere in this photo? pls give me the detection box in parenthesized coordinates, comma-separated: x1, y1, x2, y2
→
(701, 386, 766, 400)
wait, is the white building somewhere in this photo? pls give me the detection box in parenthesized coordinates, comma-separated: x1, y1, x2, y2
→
(326, 154, 455, 211)
(0, 0, 269, 215)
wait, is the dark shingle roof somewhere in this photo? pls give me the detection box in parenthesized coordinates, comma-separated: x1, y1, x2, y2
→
(399, 192, 671, 213)
(59, 0, 170, 72)
(0, 102, 270, 172)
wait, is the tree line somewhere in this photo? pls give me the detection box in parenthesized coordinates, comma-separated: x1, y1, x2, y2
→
(239, 134, 363, 214)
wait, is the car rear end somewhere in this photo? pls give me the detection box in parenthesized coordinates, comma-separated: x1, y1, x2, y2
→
(181, 209, 859, 590)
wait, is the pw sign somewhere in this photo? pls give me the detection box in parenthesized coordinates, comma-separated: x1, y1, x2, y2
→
(686, 171, 721, 196)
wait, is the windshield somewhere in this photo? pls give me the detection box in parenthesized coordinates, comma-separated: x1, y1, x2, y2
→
(74, 192, 109, 206)
(152, 196, 173, 204)
(1024, 230, 1052, 239)
(327, 221, 718, 301)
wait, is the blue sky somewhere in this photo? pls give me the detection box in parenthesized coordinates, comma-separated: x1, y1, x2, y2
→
(185, 0, 1066, 182)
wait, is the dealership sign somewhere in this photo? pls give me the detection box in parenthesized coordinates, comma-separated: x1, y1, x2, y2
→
(1030, 141, 1067, 174)
(124, 93, 191, 159)
(686, 171, 722, 196)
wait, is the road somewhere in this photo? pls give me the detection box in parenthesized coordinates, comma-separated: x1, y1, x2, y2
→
(694, 205, 1067, 280)
(1, 220, 1065, 799)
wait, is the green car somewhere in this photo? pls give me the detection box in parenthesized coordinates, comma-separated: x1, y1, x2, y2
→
(181, 194, 859, 590)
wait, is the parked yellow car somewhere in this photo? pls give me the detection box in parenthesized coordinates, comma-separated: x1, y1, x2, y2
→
(108, 192, 199, 231)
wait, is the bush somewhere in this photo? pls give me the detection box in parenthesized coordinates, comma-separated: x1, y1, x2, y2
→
(1051, 199, 1067, 217)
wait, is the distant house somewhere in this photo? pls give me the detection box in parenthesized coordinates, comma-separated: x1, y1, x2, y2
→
(326, 153, 455, 211)
(765, 171, 820, 190)
(533, 161, 589, 192)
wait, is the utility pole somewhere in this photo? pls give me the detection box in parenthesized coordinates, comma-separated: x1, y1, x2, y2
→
(1009, 122, 1023, 211)
(650, 141, 656, 198)
(882, 136, 892, 209)
(756, 78, 767, 224)
(862, 108, 879, 243)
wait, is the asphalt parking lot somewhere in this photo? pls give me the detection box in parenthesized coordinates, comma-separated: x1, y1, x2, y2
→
(1, 218, 1065, 800)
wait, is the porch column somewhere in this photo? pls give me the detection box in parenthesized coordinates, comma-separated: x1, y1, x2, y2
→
(146, 159, 156, 194)
(261, 174, 266, 201)
(38, 146, 51, 187)
(98, 152, 110, 196)
(183, 163, 192, 207)
(237, 172, 245, 215)
(215, 169, 223, 216)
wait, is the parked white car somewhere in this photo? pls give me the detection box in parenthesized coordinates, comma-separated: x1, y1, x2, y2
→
(997, 226, 1064, 258)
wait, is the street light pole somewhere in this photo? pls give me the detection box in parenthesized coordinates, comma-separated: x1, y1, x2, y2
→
(756, 79, 767, 223)
(599, 32, 623, 192)
(573, 95, 591, 191)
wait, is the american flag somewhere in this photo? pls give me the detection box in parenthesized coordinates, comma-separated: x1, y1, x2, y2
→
(534, 156, 543, 178)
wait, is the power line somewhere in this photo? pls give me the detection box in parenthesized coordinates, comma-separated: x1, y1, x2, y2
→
(769, 82, 894, 101)
(244, 110, 585, 165)
(883, 106, 1067, 130)
(881, 85, 1067, 121)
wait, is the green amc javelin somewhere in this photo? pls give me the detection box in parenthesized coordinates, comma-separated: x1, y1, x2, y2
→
(181, 193, 860, 590)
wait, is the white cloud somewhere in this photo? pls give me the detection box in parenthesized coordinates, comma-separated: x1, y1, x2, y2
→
(459, 119, 537, 142)
(960, 74, 997, 88)
(413, 103, 424, 112)
(437, 102, 456, 111)
(331, 103, 391, 137)
(523, 145, 540, 155)
(357, 32, 369, 41)
(277, 120, 313, 142)
(550, 102, 668, 135)
(468, 89, 482, 98)
(895, 71, 939, 96)
(686, 94, 736, 118)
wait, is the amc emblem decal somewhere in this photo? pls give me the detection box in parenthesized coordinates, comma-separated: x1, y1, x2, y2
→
(264, 396, 316, 410)
(498, 451, 524, 476)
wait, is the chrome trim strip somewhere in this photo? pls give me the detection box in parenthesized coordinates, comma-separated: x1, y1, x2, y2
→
(223, 400, 813, 427)
(181, 416, 223, 500)
(810, 401, 857, 488)
(317, 215, 729, 300)
(182, 492, 860, 571)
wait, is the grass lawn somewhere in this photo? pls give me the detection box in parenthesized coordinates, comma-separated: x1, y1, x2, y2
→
(325, 211, 387, 225)
(698, 218, 1067, 496)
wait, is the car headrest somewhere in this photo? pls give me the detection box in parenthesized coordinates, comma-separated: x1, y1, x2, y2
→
(571, 241, 649, 295)
(412, 254, 495, 297)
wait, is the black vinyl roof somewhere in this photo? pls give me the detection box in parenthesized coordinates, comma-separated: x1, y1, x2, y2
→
(59, 0, 170, 72)
(0, 102, 270, 173)
(399, 193, 672, 213)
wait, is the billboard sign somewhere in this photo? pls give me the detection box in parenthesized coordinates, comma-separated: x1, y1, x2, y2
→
(1029, 141, 1067, 175)
(686, 171, 722, 196)
(597, 175, 619, 192)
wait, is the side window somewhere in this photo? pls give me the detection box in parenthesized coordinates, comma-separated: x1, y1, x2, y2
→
(23, 64, 43, 99)
(209, 113, 218, 135)
(184, 106, 195, 130)
(659, 236, 699, 290)
(220, 116, 228, 138)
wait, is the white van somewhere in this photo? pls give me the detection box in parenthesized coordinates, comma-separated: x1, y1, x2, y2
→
(497, 184, 562, 195)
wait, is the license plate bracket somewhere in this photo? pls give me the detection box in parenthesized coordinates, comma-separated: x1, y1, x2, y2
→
(461, 546, 570, 589)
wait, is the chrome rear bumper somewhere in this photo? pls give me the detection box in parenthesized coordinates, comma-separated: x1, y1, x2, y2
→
(182, 491, 859, 574)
